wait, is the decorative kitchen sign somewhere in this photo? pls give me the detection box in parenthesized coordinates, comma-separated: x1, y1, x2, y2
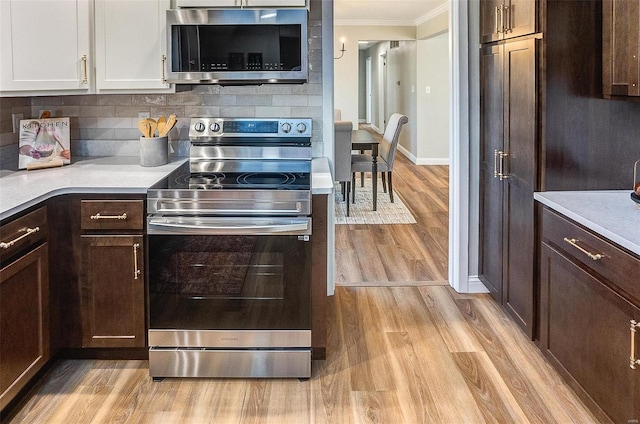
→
(18, 118, 71, 170)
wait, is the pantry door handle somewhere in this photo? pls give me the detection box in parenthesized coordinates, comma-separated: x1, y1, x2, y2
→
(133, 243, 141, 280)
(495, 6, 501, 34)
(631, 320, 640, 369)
(494, 150, 500, 178)
(562, 237, 604, 261)
(0, 227, 40, 249)
(90, 213, 128, 220)
(498, 151, 509, 180)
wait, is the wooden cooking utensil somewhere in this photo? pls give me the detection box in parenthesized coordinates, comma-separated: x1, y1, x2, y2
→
(157, 116, 167, 136)
(160, 114, 177, 137)
(137, 119, 151, 138)
(146, 118, 158, 138)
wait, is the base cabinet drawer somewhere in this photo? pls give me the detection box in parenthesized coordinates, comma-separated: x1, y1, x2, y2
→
(540, 243, 640, 423)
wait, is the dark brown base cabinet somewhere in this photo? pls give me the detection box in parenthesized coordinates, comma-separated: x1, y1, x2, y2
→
(540, 208, 640, 423)
(80, 235, 145, 348)
(0, 207, 50, 411)
(79, 199, 145, 348)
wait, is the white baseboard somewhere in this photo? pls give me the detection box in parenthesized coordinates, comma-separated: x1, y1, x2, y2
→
(397, 145, 450, 166)
(466, 276, 489, 293)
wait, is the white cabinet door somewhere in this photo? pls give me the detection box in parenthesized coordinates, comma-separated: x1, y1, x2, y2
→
(94, 0, 171, 91)
(0, 0, 91, 93)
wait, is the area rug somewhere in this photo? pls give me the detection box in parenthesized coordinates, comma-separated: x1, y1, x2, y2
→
(334, 178, 417, 224)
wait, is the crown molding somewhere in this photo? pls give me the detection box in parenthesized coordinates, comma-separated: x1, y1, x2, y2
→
(334, 19, 417, 27)
(335, 1, 449, 28)
(415, 2, 449, 26)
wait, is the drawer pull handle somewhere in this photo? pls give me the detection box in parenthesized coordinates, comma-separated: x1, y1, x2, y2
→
(90, 213, 127, 220)
(562, 237, 604, 261)
(133, 243, 141, 280)
(631, 320, 640, 369)
(0, 227, 40, 249)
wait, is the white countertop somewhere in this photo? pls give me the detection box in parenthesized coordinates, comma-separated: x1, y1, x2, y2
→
(0, 156, 334, 221)
(534, 190, 640, 256)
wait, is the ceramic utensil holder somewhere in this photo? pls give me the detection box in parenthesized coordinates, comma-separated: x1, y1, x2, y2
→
(140, 136, 168, 167)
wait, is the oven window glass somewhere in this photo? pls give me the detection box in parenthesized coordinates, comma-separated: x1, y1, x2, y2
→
(148, 235, 311, 330)
(171, 25, 302, 73)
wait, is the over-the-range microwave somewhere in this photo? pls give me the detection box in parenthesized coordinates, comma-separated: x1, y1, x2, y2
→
(166, 8, 308, 84)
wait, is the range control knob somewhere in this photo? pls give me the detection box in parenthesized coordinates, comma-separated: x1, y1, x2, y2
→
(296, 122, 307, 134)
(194, 122, 206, 132)
(281, 123, 292, 133)
(210, 122, 221, 132)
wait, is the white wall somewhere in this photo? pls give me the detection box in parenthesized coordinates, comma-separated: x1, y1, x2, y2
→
(415, 32, 450, 165)
(334, 16, 449, 165)
(333, 25, 415, 127)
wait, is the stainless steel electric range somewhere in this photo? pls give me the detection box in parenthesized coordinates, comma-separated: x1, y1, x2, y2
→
(146, 117, 313, 379)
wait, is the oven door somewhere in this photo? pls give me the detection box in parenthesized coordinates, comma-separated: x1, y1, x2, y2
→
(147, 216, 311, 336)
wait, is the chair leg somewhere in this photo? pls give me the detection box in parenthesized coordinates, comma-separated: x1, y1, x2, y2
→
(340, 181, 346, 201)
(388, 171, 394, 203)
(381, 172, 387, 193)
(346, 181, 351, 216)
(360, 172, 364, 187)
(351, 173, 356, 203)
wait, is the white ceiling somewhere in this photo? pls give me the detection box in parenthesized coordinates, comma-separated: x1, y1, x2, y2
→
(334, 0, 448, 26)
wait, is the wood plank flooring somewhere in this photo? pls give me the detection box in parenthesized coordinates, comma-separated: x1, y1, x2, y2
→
(5, 286, 598, 423)
(335, 128, 450, 286)
(3, 129, 599, 423)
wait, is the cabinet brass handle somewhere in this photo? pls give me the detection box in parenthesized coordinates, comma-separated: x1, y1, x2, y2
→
(133, 243, 141, 280)
(503, 5, 511, 33)
(81, 54, 88, 84)
(631, 320, 640, 369)
(161, 54, 167, 83)
(90, 213, 127, 220)
(494, 150, 499, 178)
(0, 227, 40, 249)
(562, 237, 604, 261)
(495, 6, 500, 34)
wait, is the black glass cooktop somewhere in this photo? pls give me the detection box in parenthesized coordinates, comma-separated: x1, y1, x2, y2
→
(150, 162, 311, 191)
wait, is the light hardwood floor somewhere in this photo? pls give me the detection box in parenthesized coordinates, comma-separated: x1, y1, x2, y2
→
(335, 128, 450, 286)
(5, 286, 598, 423)
(3, 140, 599, 423)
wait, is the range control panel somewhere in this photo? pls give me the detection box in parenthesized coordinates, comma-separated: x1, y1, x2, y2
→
(189, 118, 312, 139)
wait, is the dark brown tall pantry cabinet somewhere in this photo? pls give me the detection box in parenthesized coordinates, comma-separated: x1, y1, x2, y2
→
(479, 0, 540, 338)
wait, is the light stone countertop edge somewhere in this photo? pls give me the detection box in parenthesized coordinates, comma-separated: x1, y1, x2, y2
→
(534, 190, 640, 257)
(312, 157, 334, 195)
(1, 156, 334, 221)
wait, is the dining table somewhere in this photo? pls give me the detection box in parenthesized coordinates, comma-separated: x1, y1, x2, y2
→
(351, 129, 381, 211)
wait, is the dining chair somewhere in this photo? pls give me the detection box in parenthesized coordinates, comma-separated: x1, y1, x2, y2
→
(334, 119, 353, 216)
(350, 113, 408, 205)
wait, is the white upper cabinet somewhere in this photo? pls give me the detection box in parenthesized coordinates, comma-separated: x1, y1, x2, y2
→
(94, 0, 171, 91)
(175, 0, 306, 7)
(1, 0, 172, 96)
(0, 0, 92, 93)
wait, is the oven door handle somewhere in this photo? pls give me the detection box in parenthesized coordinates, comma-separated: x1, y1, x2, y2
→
(147, 217, 311, 235)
